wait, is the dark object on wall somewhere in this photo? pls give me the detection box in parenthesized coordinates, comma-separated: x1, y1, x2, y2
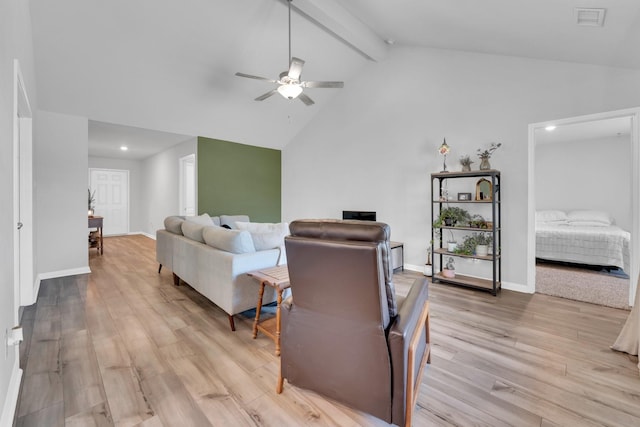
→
(342, 211, 376, 221)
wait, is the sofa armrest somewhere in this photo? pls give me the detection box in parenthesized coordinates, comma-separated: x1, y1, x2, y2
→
(388, 276, 430, 426)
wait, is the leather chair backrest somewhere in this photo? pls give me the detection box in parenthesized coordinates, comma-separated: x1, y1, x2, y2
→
(287, 220, 398, 326)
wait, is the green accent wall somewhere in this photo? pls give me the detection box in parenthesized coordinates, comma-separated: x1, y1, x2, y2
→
(197, 137, 281, 222)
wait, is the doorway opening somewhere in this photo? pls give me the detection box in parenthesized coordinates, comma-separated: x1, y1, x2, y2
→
(179, 154, 196, 216)
(528, 108, 640, 307)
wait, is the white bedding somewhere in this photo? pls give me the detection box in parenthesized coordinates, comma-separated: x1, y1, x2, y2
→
(536, 223, 630, 272)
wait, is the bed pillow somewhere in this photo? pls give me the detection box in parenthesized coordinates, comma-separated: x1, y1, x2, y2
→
(535, 210, 568, 224)
(567, 210, 613, 226)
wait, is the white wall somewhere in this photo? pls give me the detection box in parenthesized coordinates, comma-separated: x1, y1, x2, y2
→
(141, 137, 197, 236)
(536, 136, 632, 231)
(282, 46, 640, 289)
(0, 0, 38, 423)
(89, 156, 145, 233)
(34, 110, 89, 276)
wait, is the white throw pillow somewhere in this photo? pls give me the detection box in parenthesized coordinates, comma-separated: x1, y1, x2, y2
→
(202, 226, 256, 254)
(567, 210, 613, 225)
(220, 215, 250, 229)
(236, 222, 290, 265)
(185, 213, 215, 226)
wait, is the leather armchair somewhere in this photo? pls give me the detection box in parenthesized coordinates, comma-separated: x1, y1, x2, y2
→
(277, 220, 430, 426)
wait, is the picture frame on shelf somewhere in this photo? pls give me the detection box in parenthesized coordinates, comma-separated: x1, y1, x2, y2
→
(457, 192, 472, 201)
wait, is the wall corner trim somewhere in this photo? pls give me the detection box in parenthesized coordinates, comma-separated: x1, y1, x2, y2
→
(0, 361, 23, 427)
(37, 266, 91, 282)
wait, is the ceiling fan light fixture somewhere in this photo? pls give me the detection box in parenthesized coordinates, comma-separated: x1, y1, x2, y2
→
(277, 83, 303, 99)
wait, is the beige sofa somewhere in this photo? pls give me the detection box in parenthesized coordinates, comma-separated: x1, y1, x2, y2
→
(156, 214, 285, 330)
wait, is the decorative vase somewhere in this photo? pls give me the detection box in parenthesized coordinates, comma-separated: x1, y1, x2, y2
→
(447, 241, 457, 252)
(424, 264, 432, 277)
(442, 269, 455, 278)
(461, 164, 471, 172)
(475, 245, 489, 257)
(479, 157, 491, 170)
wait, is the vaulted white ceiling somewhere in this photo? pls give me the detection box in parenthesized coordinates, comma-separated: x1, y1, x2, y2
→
(29, 0, 640, 157)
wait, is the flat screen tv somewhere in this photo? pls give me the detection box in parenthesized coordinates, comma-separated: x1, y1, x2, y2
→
(342, 210, 376, 221)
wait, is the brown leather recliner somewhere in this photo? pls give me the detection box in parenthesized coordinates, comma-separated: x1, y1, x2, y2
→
(277, 219, 430, 427)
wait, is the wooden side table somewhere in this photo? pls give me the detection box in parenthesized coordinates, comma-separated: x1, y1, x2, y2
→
(247, 265, 290, 356)
(88, 215, 104, 255)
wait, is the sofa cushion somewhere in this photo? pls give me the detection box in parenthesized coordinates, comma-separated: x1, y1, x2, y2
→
(220, 215, 250, 229)
(202, 226, 256, 254)
(237, 222, 289, 264)
(185, 213, 215, 226)
(181, 221, 207, 243)
(211, 216, 221, 226)
(164, 216, 186, 235)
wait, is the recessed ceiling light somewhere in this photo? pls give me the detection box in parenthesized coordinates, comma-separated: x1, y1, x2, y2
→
(545, 125, 556, 131)
(575, 8, 606, 27)
(120, 146, 128, 151)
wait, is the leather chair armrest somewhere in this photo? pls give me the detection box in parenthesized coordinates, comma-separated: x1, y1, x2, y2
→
(388, 276, 430, 425)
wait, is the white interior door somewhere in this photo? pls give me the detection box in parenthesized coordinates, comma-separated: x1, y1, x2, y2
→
(14, 60, 34, 310)
(90, 169, 129, 236)
(179, 154, 196, 216)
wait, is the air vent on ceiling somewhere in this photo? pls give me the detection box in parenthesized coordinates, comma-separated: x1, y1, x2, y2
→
(575, 8, 606, 27)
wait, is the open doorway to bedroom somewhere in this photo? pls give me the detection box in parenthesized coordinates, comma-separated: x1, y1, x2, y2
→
(528, 108, 640, 309)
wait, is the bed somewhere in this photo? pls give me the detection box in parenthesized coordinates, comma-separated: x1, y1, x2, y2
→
(535, 210, 631, 273)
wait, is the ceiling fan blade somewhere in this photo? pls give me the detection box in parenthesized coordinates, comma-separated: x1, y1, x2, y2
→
(288, 57, 305, 80)
(302, 81, 344, 88)
(298, 93, 315, 106)
(255, 89, 278, 101)
(235, 72, 277, 83)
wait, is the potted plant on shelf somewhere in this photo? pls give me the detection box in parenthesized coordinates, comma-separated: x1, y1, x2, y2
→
(456, 232, 493, 256)
(459, 154, 474, 172)
(476, 142, 502, 170)
(442, 257, 455, 278)
(469, 214, 486, 229)
(433, 207, 470, 252)
(438, 206, 471, 227)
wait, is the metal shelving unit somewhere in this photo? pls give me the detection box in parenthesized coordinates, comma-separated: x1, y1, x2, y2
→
(431, 170, 501, 295)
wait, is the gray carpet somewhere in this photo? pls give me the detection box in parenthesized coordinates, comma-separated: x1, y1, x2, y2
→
(536, 263, 631, 310)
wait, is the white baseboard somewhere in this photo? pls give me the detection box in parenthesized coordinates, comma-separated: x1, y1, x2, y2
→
(403, 264, 531, 294)
(37, 266, 91, 282)
(404, 263, 424, 273)
(0, 359, 23, 427)
(127, 231, 155, 240)
(502, 281, 533, 294)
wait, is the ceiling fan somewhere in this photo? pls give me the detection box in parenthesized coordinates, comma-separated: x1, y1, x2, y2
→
(235, 0, 344, 106)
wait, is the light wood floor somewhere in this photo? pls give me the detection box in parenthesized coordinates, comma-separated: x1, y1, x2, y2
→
(14, 235, 640, 426)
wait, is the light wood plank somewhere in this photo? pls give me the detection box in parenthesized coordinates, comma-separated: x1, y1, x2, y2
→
(15, 235, 640, 427)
